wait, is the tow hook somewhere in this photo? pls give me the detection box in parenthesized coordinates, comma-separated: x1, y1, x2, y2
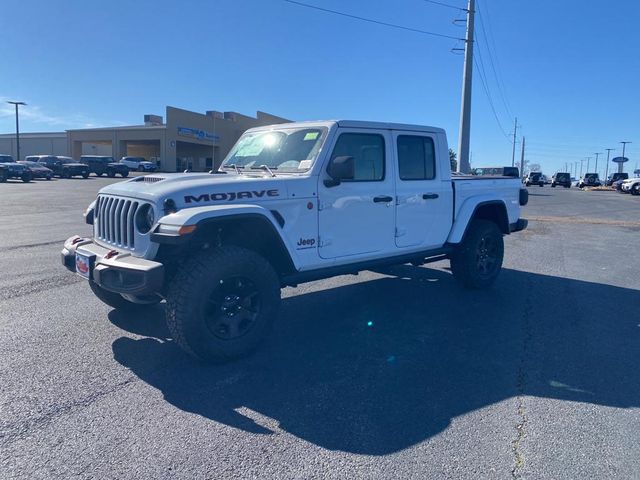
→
(104, 250, 119, 259)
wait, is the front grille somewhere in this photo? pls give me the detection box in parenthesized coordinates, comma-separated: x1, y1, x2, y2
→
(94, 195, 141, 249)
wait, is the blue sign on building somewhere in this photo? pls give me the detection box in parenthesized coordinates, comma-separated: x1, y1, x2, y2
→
(177, 127, 220, 142)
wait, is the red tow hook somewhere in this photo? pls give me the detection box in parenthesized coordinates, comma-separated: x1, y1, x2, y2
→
(104, 250, 119, 259)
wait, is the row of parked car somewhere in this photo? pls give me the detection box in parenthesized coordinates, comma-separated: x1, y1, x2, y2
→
(522, 170, 639, 194)
(0, 155, 158, 182)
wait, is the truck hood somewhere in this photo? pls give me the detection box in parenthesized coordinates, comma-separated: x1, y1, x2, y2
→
(98, 172, 291, 206)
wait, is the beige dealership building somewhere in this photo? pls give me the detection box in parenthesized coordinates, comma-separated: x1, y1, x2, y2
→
(0, 106, 289, 171)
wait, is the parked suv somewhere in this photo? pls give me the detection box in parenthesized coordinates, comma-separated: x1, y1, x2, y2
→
(27, 155, 90, 178)
(119, 156, 157, 172)
(605, 172, 628, 186)
(620, 177, 640, 195)
(551, 172, 571, 188)
(524, 171, 544, 187)
(578, 173, 601, 188)
(81, 155, 129, 178)
(0, 155, 32, 182)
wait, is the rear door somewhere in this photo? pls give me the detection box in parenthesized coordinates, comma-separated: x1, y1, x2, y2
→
(393, 131, 453, 249)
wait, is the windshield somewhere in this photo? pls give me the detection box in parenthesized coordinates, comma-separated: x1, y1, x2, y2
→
(222, 127, 327, 173)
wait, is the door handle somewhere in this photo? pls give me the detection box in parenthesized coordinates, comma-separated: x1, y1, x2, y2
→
(422, 193, 439, 200)
(373, 195, 393, 203)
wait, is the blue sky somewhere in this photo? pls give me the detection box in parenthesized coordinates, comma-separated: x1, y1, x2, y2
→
(1, 0, 638, 175)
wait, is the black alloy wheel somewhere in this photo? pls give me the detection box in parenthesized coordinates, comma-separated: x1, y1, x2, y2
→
(203, 276, 261, 340)
(475, 235, 500, 280)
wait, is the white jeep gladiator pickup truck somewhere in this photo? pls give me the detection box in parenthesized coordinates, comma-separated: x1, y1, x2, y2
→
(62, 120, 528, 361)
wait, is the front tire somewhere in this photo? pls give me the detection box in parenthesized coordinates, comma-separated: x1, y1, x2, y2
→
(107, 169, 116, 178)
(450, 220, 504, 289)
(166, 246, 281, 362)
(21, 172, 32, 183)
(82, 171, 90, 179)
(120, 170, 129, 178)
(632, 184, 640, 196)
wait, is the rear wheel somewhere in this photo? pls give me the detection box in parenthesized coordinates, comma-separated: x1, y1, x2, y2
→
(46, 173, 52, 180)
(450, 220, 504, 289)
(632, 184, 640, 196)
(138, 166, 145, 172)
(166, 246, 281, 362)
(107, 169, 116, 178)
(21, 172, 32, 183)
(82, 171, 90, 179)
(120, 170, 129, 178)
(61, 170, 70, 179)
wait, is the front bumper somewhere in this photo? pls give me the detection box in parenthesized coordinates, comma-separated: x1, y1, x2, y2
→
(61, 236, 164, 295)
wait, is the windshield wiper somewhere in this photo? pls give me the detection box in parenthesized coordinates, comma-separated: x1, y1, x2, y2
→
(220, 164, 244, 174)
(250, 164, 277, 177)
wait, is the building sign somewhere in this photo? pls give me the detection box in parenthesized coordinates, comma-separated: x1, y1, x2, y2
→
(177, 126, 219, 142)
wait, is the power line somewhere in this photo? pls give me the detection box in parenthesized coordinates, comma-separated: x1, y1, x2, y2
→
(475, 0, 513, 119)
(283, 0, 464, 41)
(420, 0, 466, 12)
(473, 55, 511, 141)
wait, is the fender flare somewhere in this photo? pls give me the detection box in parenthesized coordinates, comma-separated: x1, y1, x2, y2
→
(153, 204, 299, 271)
(447, 198, 509, 244)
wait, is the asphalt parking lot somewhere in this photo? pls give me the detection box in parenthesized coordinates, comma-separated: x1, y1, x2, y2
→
(1, 177, 639, 479)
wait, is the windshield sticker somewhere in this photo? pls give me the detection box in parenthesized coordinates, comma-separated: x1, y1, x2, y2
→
(298, 160, 312, 170)
(303, 132, 319, 141)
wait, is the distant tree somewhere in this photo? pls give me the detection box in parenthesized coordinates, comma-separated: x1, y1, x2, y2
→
(529, 163, 541, 172)
(449, 149, 457, 171)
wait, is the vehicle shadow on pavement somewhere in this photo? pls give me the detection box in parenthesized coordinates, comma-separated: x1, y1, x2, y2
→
(110, 266, 640, 455)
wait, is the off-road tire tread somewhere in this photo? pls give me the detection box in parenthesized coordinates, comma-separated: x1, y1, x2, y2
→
(166, 246, 280, 362)
(450, 219, 504, 290)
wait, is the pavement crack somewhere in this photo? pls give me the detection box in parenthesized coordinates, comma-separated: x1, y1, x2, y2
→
(0, 274, 83, 302)
(1, 240, 67, 252)
(0, 376, 139, 446)
(512, 277, 533, 479)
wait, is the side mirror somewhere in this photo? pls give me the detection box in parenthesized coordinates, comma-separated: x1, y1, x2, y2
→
(325, 155, 354, 187)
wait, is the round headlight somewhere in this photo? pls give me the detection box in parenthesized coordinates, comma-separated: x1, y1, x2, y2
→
(136, 204, 155, 234)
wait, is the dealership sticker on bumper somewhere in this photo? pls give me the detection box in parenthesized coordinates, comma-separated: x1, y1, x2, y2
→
(75, 251, 92, 279)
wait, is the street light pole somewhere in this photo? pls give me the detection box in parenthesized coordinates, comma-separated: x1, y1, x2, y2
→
(620, 141, 631, 174)
(580, 159, 585, 177)
(7, 101, 26, 161)
(605, 148, 615, 182)
(593, 152, 602, 178)
(585, 157, 591, 174)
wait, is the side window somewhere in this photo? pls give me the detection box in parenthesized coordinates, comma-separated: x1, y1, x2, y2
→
(330, 133, 385, 181)
(397, 135, 436, 181)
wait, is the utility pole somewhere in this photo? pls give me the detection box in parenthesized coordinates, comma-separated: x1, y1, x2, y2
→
(586, 157, 591, 173)
(574, 161, 578, 177)
(580, 159, 585, 177)
(511, 117, 518, 167)
(456, 0, 475, 174)
(7, 101, 26, 161)
(519, 136, 525, 176)
(620, 141, 631, 173)
(605, 148, 614, 181)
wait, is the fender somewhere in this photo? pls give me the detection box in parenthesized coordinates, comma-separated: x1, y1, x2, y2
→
(153, 204, 300, 270)
(447, 196, 509, 244)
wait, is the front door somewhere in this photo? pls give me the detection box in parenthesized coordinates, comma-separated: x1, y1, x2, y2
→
(393, 131, 453, 249)
(318, 129, 396, 259)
